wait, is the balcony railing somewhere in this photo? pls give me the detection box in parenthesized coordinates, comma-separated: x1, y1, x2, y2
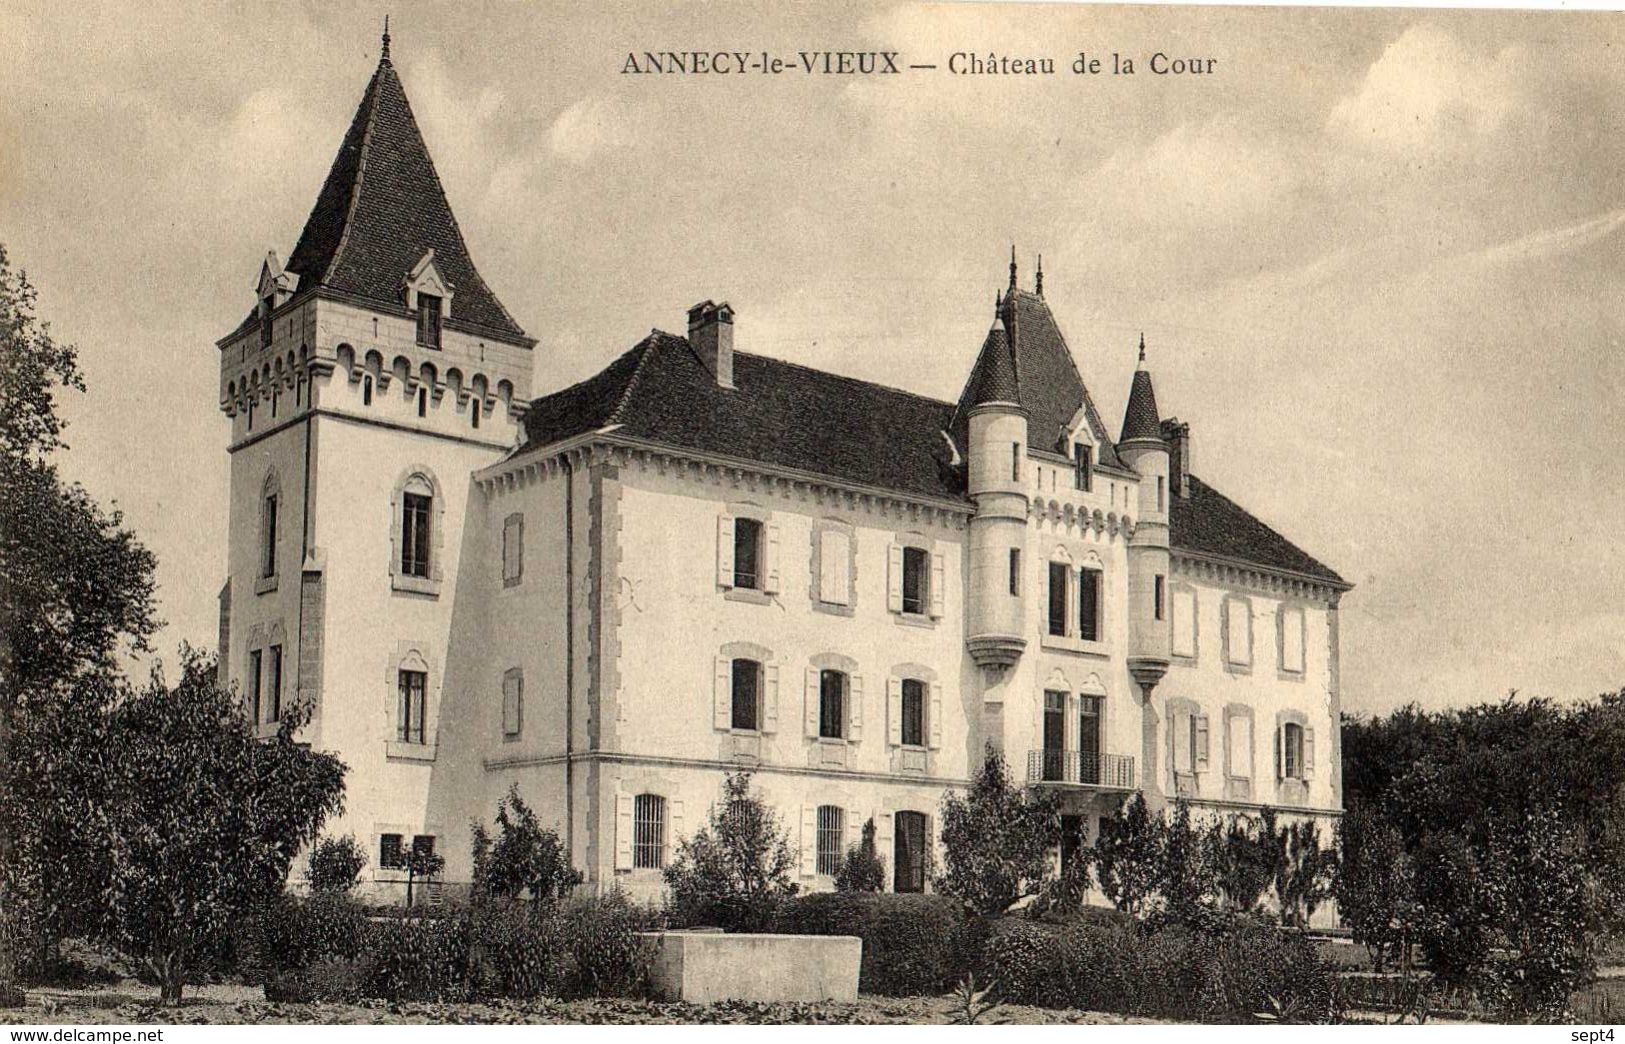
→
(1028, 750, 1136, 790)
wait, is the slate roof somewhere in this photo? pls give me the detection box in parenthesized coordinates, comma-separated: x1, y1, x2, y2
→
(1120, 367, 1163, 442)
(962, 325, 1021, 406)
(523, 333, 964, 501)
(949, 289, 1124, 468)
(234, 52, 528, 345)
(1170, 475, 1348, 586)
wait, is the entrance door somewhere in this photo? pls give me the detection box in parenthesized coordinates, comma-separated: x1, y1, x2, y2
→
(1078, 695, 1101, 784)
(893, 811, 928, 893)
(1043, 691, 1066, 781)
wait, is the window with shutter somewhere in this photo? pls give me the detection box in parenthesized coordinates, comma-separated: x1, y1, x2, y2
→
(819, 670, 846, 740)
(816, 806, 844, 875)
(733, 518, 763, 590)
(731, 658, 760, 731)
(817, 528, 851, 604)
(633, 794, 667, 869)
(1194, 714, 1210, 769)
(901, 546, 928, 615)
(1172, 710, 1192, 773)
(1226, 597, 1252, 667)
(901, 679, 925, 747)
(1283, 722, 1304, 779)
(1079, 567, 1102, 642)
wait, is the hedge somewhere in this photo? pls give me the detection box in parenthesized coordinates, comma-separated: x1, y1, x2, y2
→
(772, 893, 982, 996)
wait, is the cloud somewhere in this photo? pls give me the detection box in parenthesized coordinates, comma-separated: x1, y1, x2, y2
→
(1327, 22, 1532, 153)
(547, 95, 637, 166)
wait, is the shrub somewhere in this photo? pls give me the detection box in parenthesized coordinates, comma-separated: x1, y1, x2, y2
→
(307, 835, 367, 894)
(1159, 802, 1221, 930)
(469, 900, 560, 1000)
(1202, 922, 1335, 1022)
(241, 891, 366, 982)
(1336, 805, 1415, 972)
(774, 892, 975, 996)
(833, 818, 886, 894)
(664, 771, 798, 932)
(1093, 794, 1163, 918)
(363, 915, 472, 1002)
(553, 891, 659, 999)
(264, 957, 372, 1003)
(471, 786, 583, 908)
(936, 747, 1060, 915)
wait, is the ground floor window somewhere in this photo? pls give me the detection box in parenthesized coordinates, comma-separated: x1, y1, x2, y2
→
(633, 794, 667, 869)
(816, 805, 845, 875)
(893, 810, 928, 893)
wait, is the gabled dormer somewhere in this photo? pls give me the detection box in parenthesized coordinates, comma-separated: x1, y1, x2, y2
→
(404, 250, 454, 349)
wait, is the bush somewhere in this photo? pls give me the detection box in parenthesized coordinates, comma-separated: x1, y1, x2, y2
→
(773, 892, 976, 996)
(241, 892, 366, 982)
(553, 891, 659, 999)
(363, 915, 472, 1002)
(264, 957, 372, 1003)
(471, 786, 583, 908)
(469, 900, 561, 1000)
(1202, 922, 1335, 1022)
(936, 748, 1060, 915)
(833, 818, 886, 893)
(307, 835, 367, 894)
(664, 772, 798, 932)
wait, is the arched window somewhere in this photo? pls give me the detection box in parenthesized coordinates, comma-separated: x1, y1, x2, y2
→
(633, 794, 667, 869)
(398, 656, 427, 745)
(816, 805, 845, 876)
(260, 477, 279, 580)
(731, 657, 761, 731)
(391, 468, 445, 596)
(401, 476, 433, 578)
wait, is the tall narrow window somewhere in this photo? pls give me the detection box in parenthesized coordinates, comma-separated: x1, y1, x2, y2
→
(1283, 722, 1304, 780)
(271, 386, 279, 419)
(261, 493, 279, 578)
(893, 811, 927, 893)
(733, 518, 762, 590)
(362, 375, 373, 406)
(818, 669, 846, 740)
(1008, 548, 1022, 597)
(1078, 567, 1102, 642)
(817, 528, 851, 605)
(901, 546, 928, 615)
(1011, 442, 1021, 481)
(1154, 575, 1166, 621)
(1048, 562, 1069, 637)
(1074, 444, 1092, 491)
(816, 805, 845, 875)
(901, 678, 925, 747)
(417, 387, 427, 417)
(402, 489, 432, 578)
(633, 794, 667, 869)
(1043, 690, 1066, 781)
(260, 308, 273, 348)
(1157, 476, 1166, 511)
(398, 669, 427, 744)
(417, 294, 443, 348)
(502, 513, 524, 587)
(731, 658, 760, 731)
(267, 644, 283, 723)
(1078, 695, 1101, 784)
(501, 669, 523, 738)
(247, 399, 255, 431)
(470, 401, 480, 430)
(248, 649, 263, 724)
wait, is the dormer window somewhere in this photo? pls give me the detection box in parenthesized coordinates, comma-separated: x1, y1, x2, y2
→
(1074, 443, 1092, 492)
(417, 293, 443, 349)
(259, 303, 274, 347)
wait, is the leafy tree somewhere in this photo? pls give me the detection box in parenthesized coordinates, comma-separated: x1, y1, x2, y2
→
(1158, 801, 1222, 927)
(0, 243, 158, 988)
(1273, 818, 1337, 928)
(935, 747, 1060, 915)
(306, 835, 367, 894)
(400, 842, 446, 910)
(470, 785, 582, 908)
(1412, 831, 1493, 987)
(1207, 814, 1277, 916)
(1336, 805, 1415, 973)
(1093, 793, 1163, 918)
(833, 817, 886, 894)
(98, 650, 345, 1004)
(664, 772, 797, 931)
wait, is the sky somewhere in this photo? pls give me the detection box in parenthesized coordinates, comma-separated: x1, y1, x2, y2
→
(1, 2, 1621, 718)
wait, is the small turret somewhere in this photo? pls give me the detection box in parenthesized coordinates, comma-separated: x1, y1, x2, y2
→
(964, 297, 1029, 670)
(1117, 336, 1171, 698)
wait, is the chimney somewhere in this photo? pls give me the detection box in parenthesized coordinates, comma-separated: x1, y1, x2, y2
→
(687, 299, 735, 388)
(1161, 418, 1192, 498)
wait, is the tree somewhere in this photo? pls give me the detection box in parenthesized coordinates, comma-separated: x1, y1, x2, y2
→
(936, 747, 1060, 915)
(1208, 814, 1277, 916)
(1159, 801, 1221, 928)
(1093, 793, 1163, 918)
(0, 243, 158, 989)
(663, 772, 797, 931)
(1336, 805, 1415, 973)
(306, 835, 367, 894)
(833, 817, 886, 893)
(1273, 818, 1337, 928)
(470, 785, 582, 908)
(98, 650, 345, 1004)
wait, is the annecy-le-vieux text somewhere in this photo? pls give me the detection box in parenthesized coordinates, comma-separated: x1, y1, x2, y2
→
(620, 51, 1218, 77)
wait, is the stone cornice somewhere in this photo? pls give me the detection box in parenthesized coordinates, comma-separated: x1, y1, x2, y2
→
(1030, 495, 1137, 541)
(1171, 548, 1351, 602)
(483, 748, 971, 789)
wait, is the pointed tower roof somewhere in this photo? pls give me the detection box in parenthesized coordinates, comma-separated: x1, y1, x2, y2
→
(1119, 334, 1164, 443)
(279, 33, 530, 345)
(963, 323, 1022, 407)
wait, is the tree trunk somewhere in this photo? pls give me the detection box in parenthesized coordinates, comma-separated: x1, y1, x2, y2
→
(156, 954, 185, 1007)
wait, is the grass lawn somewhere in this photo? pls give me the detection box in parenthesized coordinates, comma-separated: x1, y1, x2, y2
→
(7, 983, 1156, 1025)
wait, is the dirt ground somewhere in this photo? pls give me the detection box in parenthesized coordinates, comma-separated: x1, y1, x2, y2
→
(6, 982, 1156, 1025)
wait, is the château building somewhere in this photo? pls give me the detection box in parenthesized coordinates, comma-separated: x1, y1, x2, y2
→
(216, 35, 1351, 906)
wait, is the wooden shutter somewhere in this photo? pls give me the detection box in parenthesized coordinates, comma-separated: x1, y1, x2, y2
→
(763, 521, 781, 594)
(928, 682, 943, 750)
(876, 811, 894, 885)
(929, 550, 946, 618)
(887, 678, 903, 746)
(1275, 724, 1285, 780)
(714, 657, 731, 730)
(615, 792, 633, 870)
(846, 807, 862, 850)
(887, 544, 904, 613)
(800, 806, 818, 877)
(1303, 728, 1316, 779)
(1172, 711, 1191, 772)
(669, 798, 685, 853)
(762, 664, 779, 733)
(1195, 714, 1210, 770)
(716, 515, 735, 588)
(804, 667, 821, 738)
(848, 674, 864, 742)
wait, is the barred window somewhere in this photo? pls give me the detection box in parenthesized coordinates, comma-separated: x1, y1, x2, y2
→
(398, 669, 427, 744)
(816, 805, 845, 876)
(633, 794, 667, 869)
(402, 487, 433, 578)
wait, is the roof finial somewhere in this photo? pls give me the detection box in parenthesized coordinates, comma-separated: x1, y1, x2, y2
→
(1138, 332, 1146, 365)
(994, 288, 1002, 312)
(1009, 244, 1018, 291)
(381, 14, 392, 62)
(1036, 254, 1044, 297)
